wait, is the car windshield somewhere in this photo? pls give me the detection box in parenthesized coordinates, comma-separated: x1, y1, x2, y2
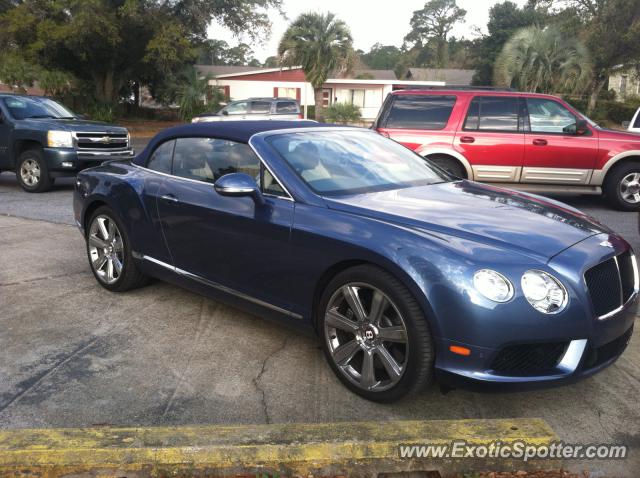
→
(2, 96, 76, 120)
(266, 130, 452, 196)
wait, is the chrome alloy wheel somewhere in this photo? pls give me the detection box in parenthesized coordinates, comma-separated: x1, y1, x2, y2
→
(324, 283, 409, 392)
(88, 215, 124, 285)
(20, 159, 40, 186)
(620, 172, 640, 204)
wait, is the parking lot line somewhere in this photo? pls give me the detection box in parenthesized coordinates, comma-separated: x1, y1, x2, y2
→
(0, 418, 558, 476)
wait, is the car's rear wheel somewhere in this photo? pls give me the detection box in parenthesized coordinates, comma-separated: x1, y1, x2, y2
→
(16, 149, 52, 192)
(318, 265, 434, 402)
(86, 206, 148, 292)
(604, 162, 640, 211)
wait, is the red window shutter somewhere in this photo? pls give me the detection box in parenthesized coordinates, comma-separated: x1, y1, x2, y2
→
(296, 88, 301, 102)
(274, 87, 279, 98)
(223, 85, 230, 100)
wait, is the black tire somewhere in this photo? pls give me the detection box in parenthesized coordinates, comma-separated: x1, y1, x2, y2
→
(15, 148, 52, 192)
(427, 154, 467, 178)
(318, 265, 434, 402)
(603, 162, 640, 211)
(86, 206, 148, 292)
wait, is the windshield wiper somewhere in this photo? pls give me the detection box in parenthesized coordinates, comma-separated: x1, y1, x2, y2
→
(25, 114, 56, 119)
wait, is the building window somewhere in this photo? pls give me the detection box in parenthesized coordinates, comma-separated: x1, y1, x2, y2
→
(276, 87, 297, 99)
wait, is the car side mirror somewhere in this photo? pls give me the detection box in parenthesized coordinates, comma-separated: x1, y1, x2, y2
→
(575, 118, 589, 135)
(563, 119, 589, 135)
(214, 173, 263, 204)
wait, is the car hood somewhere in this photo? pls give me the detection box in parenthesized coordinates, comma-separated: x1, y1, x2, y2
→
(17, 118, 127, 133)
(323, 180, 608, 261)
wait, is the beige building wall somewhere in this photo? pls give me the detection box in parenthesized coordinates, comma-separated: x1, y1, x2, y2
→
(609, 69, 640, 100)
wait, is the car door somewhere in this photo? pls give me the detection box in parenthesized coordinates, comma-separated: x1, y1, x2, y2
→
(0, 104, 11, 169)
(454, 95, 525, 183)
(156, 136, 295, 309)
(522, 97, 598, 185)
(222, 101, 250, 120)
(137, 139, 177, 265)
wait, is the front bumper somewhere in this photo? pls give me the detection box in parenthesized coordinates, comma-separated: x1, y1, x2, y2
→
(433, 232, 638, 391)
(44, 147, 135, 175)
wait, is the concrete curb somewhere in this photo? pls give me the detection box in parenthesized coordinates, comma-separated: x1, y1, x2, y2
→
(0, 419, 560, 477)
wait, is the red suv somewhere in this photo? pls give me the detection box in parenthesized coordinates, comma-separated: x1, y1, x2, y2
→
(374, 89, 640, 210)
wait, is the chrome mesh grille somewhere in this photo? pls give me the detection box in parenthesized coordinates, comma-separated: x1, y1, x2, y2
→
(585, 251, 636, 318)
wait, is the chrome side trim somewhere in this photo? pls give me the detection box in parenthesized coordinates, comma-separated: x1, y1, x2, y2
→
(135, 253, 303, 320)
(472, 165, 520, 182)
(556, 339, 588, 373)
(521, 167, 591, 184)
(77, 150, 134, 157)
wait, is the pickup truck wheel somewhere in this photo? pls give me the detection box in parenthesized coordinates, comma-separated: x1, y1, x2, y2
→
(16, 149, 52, 193)
(604, 163, 640, 211)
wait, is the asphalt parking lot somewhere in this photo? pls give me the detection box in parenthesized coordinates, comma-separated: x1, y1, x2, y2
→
(0, 138, 639, 475)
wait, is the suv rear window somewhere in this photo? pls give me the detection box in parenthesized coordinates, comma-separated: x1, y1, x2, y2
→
(276, 101, 298, 113)
(250, 101, 271, 114)
(464, 96, 520, 132)
(384, 95, 456, 130)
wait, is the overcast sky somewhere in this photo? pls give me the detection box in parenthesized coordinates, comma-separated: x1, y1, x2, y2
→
(207, 0, 528, 63)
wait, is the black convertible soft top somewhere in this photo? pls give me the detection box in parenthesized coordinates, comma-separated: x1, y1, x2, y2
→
(132, 120, 338, 166)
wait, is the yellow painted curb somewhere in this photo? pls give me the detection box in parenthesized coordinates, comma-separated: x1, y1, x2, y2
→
(0, 418, 559, 477)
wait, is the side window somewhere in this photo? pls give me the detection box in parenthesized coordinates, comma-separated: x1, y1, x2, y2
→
(172, 137, 260, 184)
(634, 110, 640, 129)
(276, 101, 298, 114)
(225, 101, 248, 115)
(464, 96, 520, 132)
(250, 101, 271, 114)
(526, 98, 577, 134)
(262, 166, 288, 197)
(146, 140, 175, 173)
(384, 95, 456, 130)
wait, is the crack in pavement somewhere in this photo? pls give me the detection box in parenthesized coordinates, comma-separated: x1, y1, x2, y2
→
(252, 335, 290, 424)
(0, 270, 88, 287)
(0, 336, 101, 415)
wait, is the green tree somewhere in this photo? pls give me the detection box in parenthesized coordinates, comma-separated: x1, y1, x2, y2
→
(552, 0, 640, 113)
(0, 0, 281, 105)
(278, 12, 353, 122)
(0, 53, 39, 92)
(361, 43, 403, 70)
(472, 1, 546, 85)
(494, 26, 592, 94)
(404, 0, 466, 68)
(176, 67, 212, 121)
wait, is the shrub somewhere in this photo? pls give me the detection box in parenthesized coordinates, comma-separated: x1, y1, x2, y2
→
(89, 103, 114, 123)
(324, 102, 361, 124)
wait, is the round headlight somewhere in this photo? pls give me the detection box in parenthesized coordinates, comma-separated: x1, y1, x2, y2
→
(473, 269, 514, 302)
(521, 270, 568, 314)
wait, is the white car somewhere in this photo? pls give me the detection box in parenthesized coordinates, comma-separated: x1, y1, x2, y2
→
(192, 98, 301, 123)
(625, 106, 640, 132)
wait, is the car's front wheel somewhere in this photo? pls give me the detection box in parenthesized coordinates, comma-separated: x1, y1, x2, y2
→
(318, 265, 434, 402)
(16, 149, 52, 192)
(86, 206, 148, 292)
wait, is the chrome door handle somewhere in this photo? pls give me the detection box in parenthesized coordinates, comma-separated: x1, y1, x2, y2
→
(161, 194, 179, 203)
(460, 136, 475, 143)
(532, 138, 548, 146)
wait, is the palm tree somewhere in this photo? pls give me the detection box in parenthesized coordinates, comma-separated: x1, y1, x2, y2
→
(176, 67, 213, 121)
(493, 26, 592, 95)
(278, 12, 354, 122)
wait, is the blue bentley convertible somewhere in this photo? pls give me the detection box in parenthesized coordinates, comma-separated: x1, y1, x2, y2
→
(73, 121, 637, 402)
